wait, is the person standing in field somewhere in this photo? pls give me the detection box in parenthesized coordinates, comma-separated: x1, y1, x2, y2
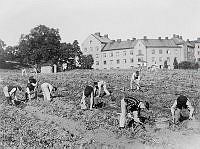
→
(171, 95, 194, 124)
(25, 76, 37, 101)
(119, 96, 149, 129)
(41, 82, 57, 101)
(130, 70, 141, 90)
(3, 85, 22, 105)
(80, 80, 111, 110)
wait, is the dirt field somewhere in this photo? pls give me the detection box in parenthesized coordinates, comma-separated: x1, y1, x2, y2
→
(0, 69, 200, 149)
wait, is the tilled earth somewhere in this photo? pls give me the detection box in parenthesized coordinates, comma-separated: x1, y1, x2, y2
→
(0, 69, 200, 149)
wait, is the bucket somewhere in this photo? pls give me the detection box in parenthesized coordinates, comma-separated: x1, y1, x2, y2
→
(155, 117, 169, 129)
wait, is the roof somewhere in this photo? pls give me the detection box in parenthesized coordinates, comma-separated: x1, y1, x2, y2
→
(141, 39, 181, 48)
(92, 34, 112, 43)
(172, 38, 195, 48)
(102, 40, 137, 51)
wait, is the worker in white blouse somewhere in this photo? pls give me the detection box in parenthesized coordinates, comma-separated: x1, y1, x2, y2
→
(171, 95, 194, 124)
(130, 71, 141, 90)
(3, 85, 22, 105)
(41, 82, 57, 101)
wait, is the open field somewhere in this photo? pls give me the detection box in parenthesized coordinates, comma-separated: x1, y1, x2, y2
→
(0, 69, 200, 149)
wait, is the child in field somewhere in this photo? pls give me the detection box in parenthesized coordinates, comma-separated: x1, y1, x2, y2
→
(130, 70, 141, 90)
(171, 95, 194, 124)
(80, 80, 110, 110)
(41, 82, 57, 101)
(25, 76, 37, 101)
(119, 96, 149, 129)
(3, 85, 22, 105)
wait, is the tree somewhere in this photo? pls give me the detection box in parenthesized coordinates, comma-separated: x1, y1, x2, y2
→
(17, 25, 61, 65)
(173, 57, 178, 69)
(79, 54, 94, 69)
(0, 39, 6, 62)
(164, 60, 168, 69)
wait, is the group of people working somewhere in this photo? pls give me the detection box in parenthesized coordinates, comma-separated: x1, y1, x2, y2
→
(2, 70, 195, 129)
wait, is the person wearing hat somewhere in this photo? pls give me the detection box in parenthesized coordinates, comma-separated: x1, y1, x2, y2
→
(3, 85, 22, 105)
(171, 95, 194, 124)
(25, 76, 37, 101)
(119, 96, 149, 129)
(130, 71, 141, 90)
(41, 82, 57, 101)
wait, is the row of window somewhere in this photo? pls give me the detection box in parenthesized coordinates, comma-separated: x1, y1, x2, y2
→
(84, 47, 99, 52)
(152, 57, 171, 62)
(152, 49, 178, 54)
(96, 58, 143, 65)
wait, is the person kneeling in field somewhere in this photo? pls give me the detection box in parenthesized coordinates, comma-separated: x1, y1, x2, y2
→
(3, 85, 23, 105)
(25, 76, 37, 101)
(171, 95, 194, 124)
(130, 71, 141, 90)
(41, 83, 57, 101)
(119, 96, 149, 129)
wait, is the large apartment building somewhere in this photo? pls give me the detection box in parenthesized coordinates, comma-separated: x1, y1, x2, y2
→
(81, 33, 195, 69)
(191, 38, 200, 64)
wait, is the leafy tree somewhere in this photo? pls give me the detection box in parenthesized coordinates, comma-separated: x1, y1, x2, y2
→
(178, 61, 199, 69)
(17, 25, 61, 65)
(0, 39, 6, 62)
(173, 57, 179, 69)
(164, 60, 168, 69)
(79, 54, 94, 69)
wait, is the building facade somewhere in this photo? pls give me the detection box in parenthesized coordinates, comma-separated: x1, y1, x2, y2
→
(191, 38, 200, 64)
(81, 33, 195, 69)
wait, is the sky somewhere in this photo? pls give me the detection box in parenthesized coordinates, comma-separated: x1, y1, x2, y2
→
(1, 0, 200, 46)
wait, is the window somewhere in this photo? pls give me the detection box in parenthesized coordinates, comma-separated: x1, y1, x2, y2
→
(96, 61, 99, 65)
(130, 50, 133, 55)
(159, 57, 162, 62)
(123, 51, 126, 56)
(159, 49, 162, 54)
(110, 52, 113, 57)
(166, 49, 170, 54)
(117, 59, 120, 64)
(167, 57, 170, 62)
(96, 54, 99, 58)
(138, 58, 143, 62)
(130, 58, 134, 63)
(110, 60, 113, 64)
(116, 52, 119, 56)
(103, 53, 106, 57)
(152, 57, 156, 62)
(123, 59, 126, 63)
(175, 49, 178, 54)
(103, 61, 106, 65)
(138, 50, 142, 55)
(152, 49, 155, 54)
(89, 40, 92, 44)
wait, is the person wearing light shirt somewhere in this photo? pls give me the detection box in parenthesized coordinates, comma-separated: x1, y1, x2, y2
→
(130, 71, 141, 90)
(171, 95, 194, 124)
(41, 82, 57, 101)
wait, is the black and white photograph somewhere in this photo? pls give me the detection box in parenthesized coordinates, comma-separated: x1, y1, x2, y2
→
(1, 0, 200, 148)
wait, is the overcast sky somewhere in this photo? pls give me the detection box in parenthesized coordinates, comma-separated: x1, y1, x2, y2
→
(1, 0, 200, 46)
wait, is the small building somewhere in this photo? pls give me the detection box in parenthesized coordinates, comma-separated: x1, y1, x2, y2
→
(41, 63, 57, 73)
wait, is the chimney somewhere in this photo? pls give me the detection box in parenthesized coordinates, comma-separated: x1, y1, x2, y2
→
(179, 36, 182, 39)
(187, 39, 190, 42)
(104, 34, 108, 38)
(117, 39, 121, 42)
(127, 39, 130, 41)
(111, 40, 115, 42)
(158, 37, 161, 40)
(94, 32, 100, 36)
(197, 37, 200, 41)
(177, 35, 179, 38)
(165, 37, 168, 40)
(143, 36, 147, 40)
(173, 34, 176, 38)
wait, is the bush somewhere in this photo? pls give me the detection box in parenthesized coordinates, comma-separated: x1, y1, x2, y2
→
(178, 61, 199, 69)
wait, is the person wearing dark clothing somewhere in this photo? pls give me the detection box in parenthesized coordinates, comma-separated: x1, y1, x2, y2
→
(25, 76, 37, 101)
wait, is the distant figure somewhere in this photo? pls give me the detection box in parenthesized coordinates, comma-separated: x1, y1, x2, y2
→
(119, 96, 149, 129)
(25, 76, 37, 101)
(41, 82, 57, 101)
(21, 68, 27, 76)
(3, 85, 22, 105)
(94, 80, 110, 97)
(171, 95, 194, 124)
(130, 71, 141, 90)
